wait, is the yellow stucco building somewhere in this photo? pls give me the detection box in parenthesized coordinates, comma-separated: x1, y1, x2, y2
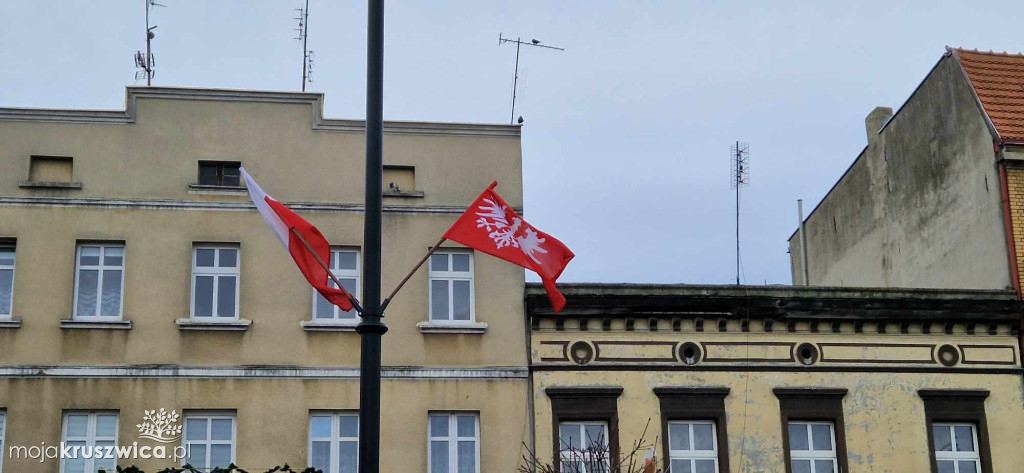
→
(0, 87, 529, 472)
(526, 284, 1024, 473)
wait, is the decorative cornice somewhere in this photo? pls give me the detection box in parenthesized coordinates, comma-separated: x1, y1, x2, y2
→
(545, 386, 623, 398)
(918, 389, 991, 400)
(0, 365, 529, 380)
(0, 196, 521, 215)
(0, 87, 521, 138)
(773, 387, 849, 398)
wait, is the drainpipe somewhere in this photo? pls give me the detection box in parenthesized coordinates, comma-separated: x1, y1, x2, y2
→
(797, 199, 810, 285)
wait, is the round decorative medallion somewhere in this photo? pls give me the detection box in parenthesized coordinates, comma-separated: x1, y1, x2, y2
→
(936, 344, 960, 367)
(570, 341, 594, 365)
(677, 342, 702, 366)
(796, 343, 819, 366)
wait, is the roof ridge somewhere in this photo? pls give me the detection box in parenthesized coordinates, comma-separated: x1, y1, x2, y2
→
(955, 47, 1024, 58)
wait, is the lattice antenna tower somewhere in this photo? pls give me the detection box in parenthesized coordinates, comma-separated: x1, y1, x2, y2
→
(135, 0, 165, 85)
(730, 141, 750, 285)
(294, 0, 313, 90)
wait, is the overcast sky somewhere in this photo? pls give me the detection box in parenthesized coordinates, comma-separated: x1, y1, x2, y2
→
(1, 1, 1021, 285)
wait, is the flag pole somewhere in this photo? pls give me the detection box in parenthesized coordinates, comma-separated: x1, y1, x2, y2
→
(380, 236, 447, 311)
(288, 227, 364, 314)
(358, 0, 387, 472)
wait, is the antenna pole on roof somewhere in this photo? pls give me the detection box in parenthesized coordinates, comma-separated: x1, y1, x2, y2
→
(498, 33, 564, 124)
(730, 141, 750, 285)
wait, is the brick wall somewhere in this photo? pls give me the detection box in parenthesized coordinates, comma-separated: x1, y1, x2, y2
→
(1005, 166, 1024, 288)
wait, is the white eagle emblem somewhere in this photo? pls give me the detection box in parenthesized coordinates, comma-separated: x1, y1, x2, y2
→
(475, 198, 548, 264)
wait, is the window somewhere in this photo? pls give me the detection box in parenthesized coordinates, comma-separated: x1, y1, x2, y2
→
(787, 422, 837, 473)
(774, 388, 848, 473)
(309, 413, 358, 473)
(313, 249, 360, 323)
(73, 244, 125, 320)
(933, 423, 981, 473)
(183, 413, 235, 469)
(428, 413, 479, 473)
(920, 389, 992, 473)
(559, 422, 609, 473)
(654, 387, 730, 473)
(198, 161, 241, 187)
(547, 387, 622, 473)
(0, 411, 5, 473)
(0, 244, 14, 318)
(668, 421, 719, 473)
(60, 411, 118, 473)
(191, 246, 240, 319)
(429, 251, 473, 322)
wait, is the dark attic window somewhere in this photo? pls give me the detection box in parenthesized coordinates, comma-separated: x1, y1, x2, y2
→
(198, 161, 242, 187)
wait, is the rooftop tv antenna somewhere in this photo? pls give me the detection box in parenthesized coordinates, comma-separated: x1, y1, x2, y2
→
(294, 0, 312, 91)
(730, 141, 750, 285)
(135, 0, 164, 86)
(498, 33, 564, 124)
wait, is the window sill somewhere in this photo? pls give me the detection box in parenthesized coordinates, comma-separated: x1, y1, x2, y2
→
(175, 318, 252, 331)
(416, 321, 487, 334)
(19, 181, 82, 190)
(188, 184, 247, 195)
(301, 320, 359, 332)
(60, 319, 132, 330)
(383, 190, 424, 198)
(0, 317, 22, 329)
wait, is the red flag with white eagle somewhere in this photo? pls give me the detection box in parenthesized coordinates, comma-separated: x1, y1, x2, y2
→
(240, 167, 355, 312)
(444, 182, 574, 312)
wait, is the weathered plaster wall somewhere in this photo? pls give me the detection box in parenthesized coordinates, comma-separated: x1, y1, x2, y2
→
(0, 377, 530, 472)
(533, 370, 1024, 473)
(789, 55, 1011, 289)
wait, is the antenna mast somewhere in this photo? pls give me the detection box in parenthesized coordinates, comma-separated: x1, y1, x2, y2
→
(730, 141, 750, 285)
(135, 0, 164, 85)
(498, 33, 564, 124)
(295, 0, 313, 91)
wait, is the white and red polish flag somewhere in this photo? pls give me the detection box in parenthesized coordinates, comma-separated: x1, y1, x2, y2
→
(444, 182, 574, 312)
(240, 167, 355, 312)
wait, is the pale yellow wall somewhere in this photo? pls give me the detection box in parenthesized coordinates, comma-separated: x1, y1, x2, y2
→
(533, 370, 1024, 473)
(0, 206, 526, 367)
(0, 88, 527, 368)
(0, 377, 529, 472)
(530, 326, 1024, 472)
(0, 94, 523, 208)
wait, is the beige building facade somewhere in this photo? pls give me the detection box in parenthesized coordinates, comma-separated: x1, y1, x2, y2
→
(527, 284, 1024, 473)
(0, 87, 529, 472)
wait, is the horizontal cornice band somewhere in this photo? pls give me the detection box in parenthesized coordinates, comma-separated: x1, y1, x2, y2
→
(0, 365, 529, 380)
(0, 196, 525, 215)
(0, 87, 521, 138)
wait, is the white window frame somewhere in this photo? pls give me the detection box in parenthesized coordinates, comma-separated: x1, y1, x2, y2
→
(788, 421, 838, 473)
(60, 411, 119, 473)
(668, 420, 719, 473)
(308, 412, 359, 473)
(558, 421, 610, 473)
(190, 245, 241, 320)
(182, 412, 237, 469)
(0, 244, 14, 319)
(72, 244, 126, 321)
(311, 248, 361, 324)
(428, 250, 475, 322)
(933, 423, 982, 473)
(428, 412, 480, 473)
(0, 410, 6, 473)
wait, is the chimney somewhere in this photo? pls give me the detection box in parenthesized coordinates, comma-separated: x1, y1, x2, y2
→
(865, 106, 893, 145)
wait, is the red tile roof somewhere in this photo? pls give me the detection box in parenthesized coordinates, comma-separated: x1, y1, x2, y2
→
(956, 48, 1024, 142)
